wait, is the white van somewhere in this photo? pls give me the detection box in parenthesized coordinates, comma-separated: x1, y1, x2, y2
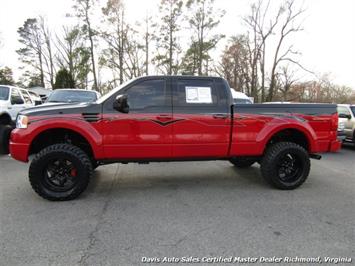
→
(0, 85, 37, 153)
(0, 85, 36, 124)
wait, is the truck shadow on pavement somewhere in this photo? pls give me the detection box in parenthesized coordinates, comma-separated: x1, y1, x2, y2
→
(85, 162, 270, 198)
(341, 142, 355, 151)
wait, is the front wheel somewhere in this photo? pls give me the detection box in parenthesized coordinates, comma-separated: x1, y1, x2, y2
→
(260, 142, 310, 190)
(29, 144, 93, 201)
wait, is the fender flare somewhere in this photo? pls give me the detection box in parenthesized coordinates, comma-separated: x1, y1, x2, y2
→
(256, 122, 317, 153)
(28, 120, 104, 158)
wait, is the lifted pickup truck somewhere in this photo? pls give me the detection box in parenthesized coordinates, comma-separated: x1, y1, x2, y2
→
(9, 76, 341, 201)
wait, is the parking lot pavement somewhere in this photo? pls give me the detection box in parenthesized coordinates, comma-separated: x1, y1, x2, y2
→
(0, 145, 354, 266)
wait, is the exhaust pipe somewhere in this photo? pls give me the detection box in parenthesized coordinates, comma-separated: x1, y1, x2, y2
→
(310, 154, 322, 160)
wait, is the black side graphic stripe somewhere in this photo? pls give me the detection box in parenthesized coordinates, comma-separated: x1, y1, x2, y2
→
(150, 119, 185, 126)
(29, 117, 102, 124)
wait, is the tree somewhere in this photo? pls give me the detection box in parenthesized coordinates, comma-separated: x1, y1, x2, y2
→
(180, 41, 199, 75)
(243, 0, 282, 101)
(0, 67, 15, 85)
(101, 0, 127, 84)
(143, 13, 154, 76)
(73, 0, 99, 91)
(17, 18, 45, 87)
(39, 16, 56, 88)
(54, 68, 75, 89)
(217, 36, 251, 94)
(123, 27, 145, 79)
(276, 65, 298, 101)
(186, 0, 225, 75)
(26, 72, 43, 88)
(154, 0, 183, 75)
(55, 26, 91, 89)
(266, 0, 305, 101)
(240, 0, 306, 102)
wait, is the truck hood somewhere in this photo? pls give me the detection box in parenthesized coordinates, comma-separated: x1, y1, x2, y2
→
(19, 102, 101, 117)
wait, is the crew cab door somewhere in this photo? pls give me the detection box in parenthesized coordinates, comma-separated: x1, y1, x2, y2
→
(102, 77, 173, 159)
(172, 78, 231, 158)
(8, 88, 26, 121)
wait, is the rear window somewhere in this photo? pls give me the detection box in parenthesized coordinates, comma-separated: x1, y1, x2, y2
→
(0, 86, 10, 100)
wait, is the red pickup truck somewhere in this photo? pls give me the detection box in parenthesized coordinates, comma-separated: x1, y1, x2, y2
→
(9, 76, 341, 201)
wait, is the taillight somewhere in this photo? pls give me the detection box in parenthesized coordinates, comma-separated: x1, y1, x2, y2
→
(331, 113, 338, 131)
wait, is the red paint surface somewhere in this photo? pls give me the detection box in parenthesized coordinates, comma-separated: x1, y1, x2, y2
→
(10, 111, 341, 163)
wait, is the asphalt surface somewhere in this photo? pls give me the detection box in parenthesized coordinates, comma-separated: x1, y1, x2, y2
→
(0, 145, 354, 266)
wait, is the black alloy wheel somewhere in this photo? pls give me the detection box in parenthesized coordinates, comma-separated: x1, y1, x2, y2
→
(29, 144, 92, 201)
(261, 142, 310, 190)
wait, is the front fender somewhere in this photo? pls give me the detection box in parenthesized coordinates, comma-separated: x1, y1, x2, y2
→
(11, 118, 104, 161)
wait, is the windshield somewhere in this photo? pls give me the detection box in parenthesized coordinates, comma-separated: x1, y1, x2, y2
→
(97, 78, 137, 104)
(47, 90, 98, 103)
(0, 86, 10, 101)
(233, 98, 252, 104)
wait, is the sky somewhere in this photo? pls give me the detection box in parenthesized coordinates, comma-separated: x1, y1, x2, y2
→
(0, 0, 354, 88)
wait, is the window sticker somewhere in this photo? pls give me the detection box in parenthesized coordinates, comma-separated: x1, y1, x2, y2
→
(185, 86, 212, 103)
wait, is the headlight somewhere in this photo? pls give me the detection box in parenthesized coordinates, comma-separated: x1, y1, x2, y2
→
(16, 115, 29, 129)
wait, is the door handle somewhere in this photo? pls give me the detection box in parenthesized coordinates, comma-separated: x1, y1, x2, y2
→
(212, 114, 228, 119)
(156, 114, 172, 121)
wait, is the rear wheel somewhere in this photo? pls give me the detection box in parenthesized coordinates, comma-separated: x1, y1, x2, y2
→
(29, 144, 93, 201)
(229, 157, 256, 168)
(260, 142, 310, 190)
(0, 125, 12, 155)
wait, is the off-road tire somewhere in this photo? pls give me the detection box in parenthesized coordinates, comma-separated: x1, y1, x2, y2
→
(260, 142, 310, 190)
(29, 144, 93, 201)
(91, 159, 100, 170)
(229, 157, 256, 168)
(0, 125, 12, 155)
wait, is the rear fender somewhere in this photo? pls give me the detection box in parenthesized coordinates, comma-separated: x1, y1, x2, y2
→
(256, 120, 317, 154)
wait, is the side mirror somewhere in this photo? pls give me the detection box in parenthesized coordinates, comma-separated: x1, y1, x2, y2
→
(339, 113, 351, 119)
(113, 94, 129, 113)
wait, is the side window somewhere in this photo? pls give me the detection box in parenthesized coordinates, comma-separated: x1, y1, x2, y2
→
(21, 90, 33, 104)
(124, 79, 168, 112)
(11, 88, 24, 105)
(337, 106, 351, 116)
(174, 79, 218, 107)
